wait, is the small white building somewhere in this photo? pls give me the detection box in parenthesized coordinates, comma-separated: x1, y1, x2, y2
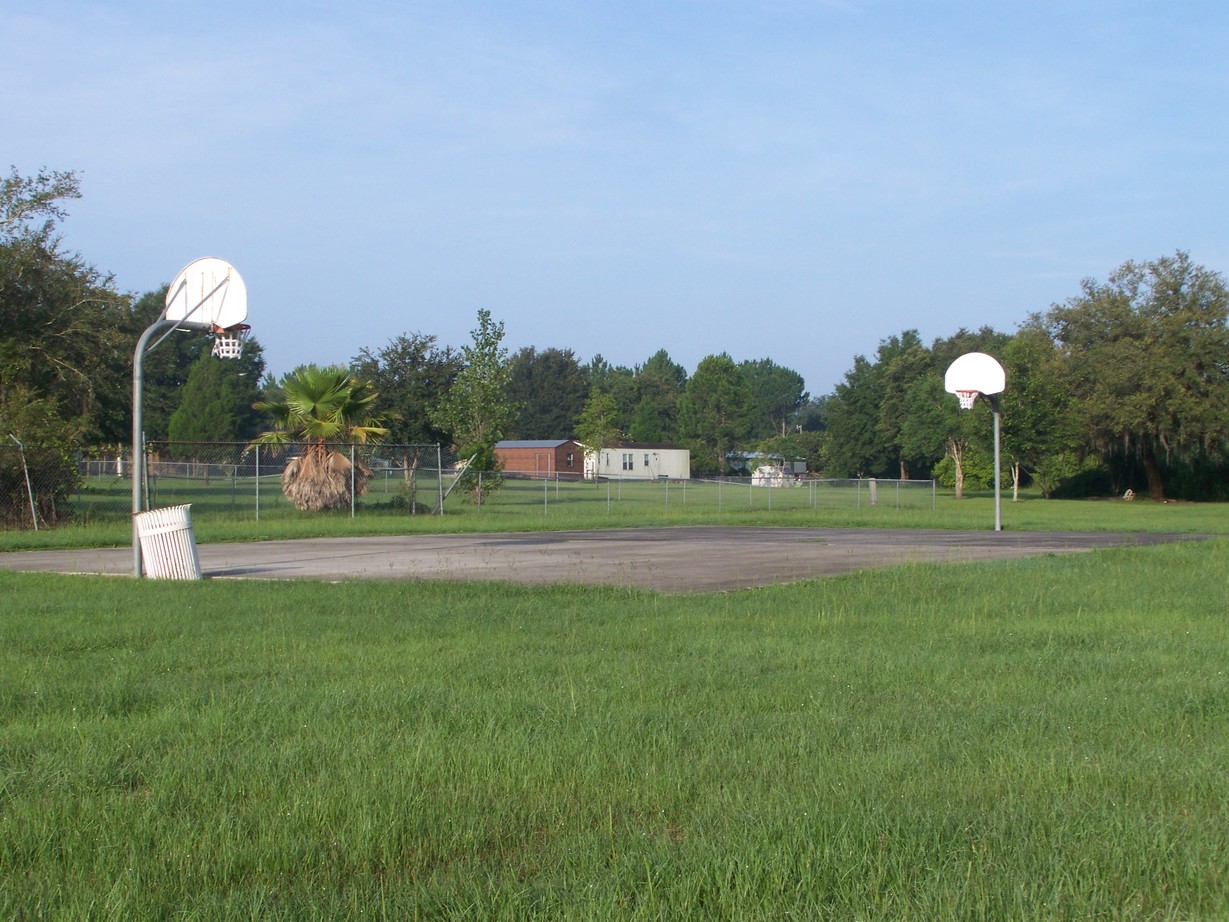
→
(583, 442, 691, 481)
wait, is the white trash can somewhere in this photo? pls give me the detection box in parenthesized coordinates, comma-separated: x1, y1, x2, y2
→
(134, 504, 202, 579)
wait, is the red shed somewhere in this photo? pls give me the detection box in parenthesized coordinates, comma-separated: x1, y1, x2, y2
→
(494, 440, 584, 480)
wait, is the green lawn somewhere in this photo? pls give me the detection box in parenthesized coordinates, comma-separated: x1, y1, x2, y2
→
(2, 538, 1226, 919)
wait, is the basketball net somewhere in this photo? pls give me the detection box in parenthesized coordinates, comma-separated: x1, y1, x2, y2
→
(211, 323, 251, 359)
(956, 389, 979, 410)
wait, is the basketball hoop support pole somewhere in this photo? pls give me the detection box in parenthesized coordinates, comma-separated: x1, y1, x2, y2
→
(133, 317, 210, 577)
(990, 395, 1002, 532)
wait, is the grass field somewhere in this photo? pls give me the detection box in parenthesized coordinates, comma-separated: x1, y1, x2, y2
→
(2, 537, 1226, 919)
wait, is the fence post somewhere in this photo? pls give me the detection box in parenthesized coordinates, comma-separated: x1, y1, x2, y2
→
(437, 444, 444, 514)
(143, 433, 151, 511)
(350, 444, 356, 518)
(255, 448, 260, 521)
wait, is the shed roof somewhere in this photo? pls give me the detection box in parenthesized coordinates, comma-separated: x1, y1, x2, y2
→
(495, 440, 577, 449)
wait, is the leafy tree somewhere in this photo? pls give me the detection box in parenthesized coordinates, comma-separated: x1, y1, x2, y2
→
(677, 353, 749, 474)
(0, 167, 131, 445)
(792, 395, 829, 473)
(898, 375, 984, 499)
(999, 322, 1078, 499)
(1043, 252, 1229, 500)
(506, 346, 588, 438)
(585, 354, 638, 435)
(873, 331, 930, 478)
(168, 354, 240, 444)
(824, 355, 891, 478)
(430, 309, 513, 501)
(574, 389, 623, 479)
(350, 332, 460, 445)
(0, 384, 80, 527)
(928, 326, 1010, 371)
(249, 366, 390, 511)
(739, 358, 808, 441)
(165, 349, 265, 456)
(627, 350, 687, 443)
(1, 166, 81, 241)
(825, 331, 946, 479)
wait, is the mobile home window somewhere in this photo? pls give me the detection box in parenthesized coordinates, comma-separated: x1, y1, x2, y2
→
(622, 453, 634, 471)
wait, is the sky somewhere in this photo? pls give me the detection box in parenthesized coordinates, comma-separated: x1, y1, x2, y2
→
(5, 0, 1228, 397)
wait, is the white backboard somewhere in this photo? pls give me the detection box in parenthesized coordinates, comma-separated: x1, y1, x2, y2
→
(165, 257, 247, 329)
(944, 352, 1005, 396)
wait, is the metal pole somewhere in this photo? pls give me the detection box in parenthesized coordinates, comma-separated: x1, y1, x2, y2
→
(350, 444, 356, 518)
(437, 444, 444, 514)
(133, 319, 173, 577)
(255, 447, 260, 521)
(993, 405, 1002, 532)
(133, 317, 211, 577)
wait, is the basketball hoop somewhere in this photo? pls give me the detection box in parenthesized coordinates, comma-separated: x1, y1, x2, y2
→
(956, 389, 979, 410)
(211, 323, 251, 359)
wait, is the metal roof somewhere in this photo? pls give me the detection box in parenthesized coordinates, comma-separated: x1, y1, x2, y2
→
(495, 440, 577, 449)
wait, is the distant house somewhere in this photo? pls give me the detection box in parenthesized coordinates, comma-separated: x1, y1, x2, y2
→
(494, 440, 584, 480)
(584, 442, 691, 481)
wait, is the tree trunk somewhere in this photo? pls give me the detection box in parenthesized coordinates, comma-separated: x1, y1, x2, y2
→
(899, 459, 909, 480)
(950, 440, 964, 500)
(1142, 446, 1165, 501)
(1011, 460, 1021, 502)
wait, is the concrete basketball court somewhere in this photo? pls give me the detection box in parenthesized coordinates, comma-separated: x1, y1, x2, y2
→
(0, 526, 1206, 593)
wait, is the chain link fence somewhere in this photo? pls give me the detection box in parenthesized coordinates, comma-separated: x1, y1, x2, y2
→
(2, 441, 936, 530)
(72, 442, 452, 524)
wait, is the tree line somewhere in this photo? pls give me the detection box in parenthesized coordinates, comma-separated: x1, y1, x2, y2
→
(823, 252, 1229, 502)
(4, 166, 1228, 522)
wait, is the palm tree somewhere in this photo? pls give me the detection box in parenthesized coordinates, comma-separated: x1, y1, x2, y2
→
(249, 366, 391, 511)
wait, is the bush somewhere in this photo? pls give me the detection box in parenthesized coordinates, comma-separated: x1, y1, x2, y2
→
(931, 445, 999, 493)
(1033, 452, 1113, 499)
(0, 387, 82, 528)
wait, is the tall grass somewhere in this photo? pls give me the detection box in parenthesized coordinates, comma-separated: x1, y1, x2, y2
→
(2, 539, 1226, 918)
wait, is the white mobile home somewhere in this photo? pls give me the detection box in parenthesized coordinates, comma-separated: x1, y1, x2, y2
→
(583, 443, 691, 481)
